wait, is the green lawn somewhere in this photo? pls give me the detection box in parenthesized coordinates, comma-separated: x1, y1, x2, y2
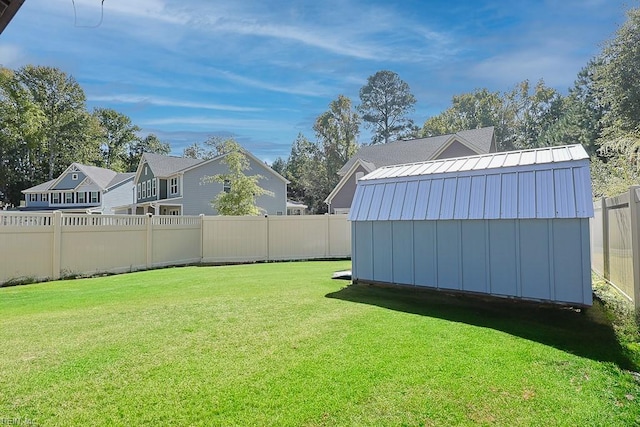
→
(1, 261, 638, 426)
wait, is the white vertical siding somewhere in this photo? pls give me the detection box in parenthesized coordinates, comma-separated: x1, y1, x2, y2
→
(349, 144, 594, 306)
(413, 181, 431, 221)
(389, 182, 407, 220)
(426, 179, 444, 220)
(518, 171, 536, 218)
(378, 183, 395, 220)
(469, 176, 486, 218)
(351, 218, 593, 305)
(500, 173, 518, 219)
(484, 174, 501, 218)
(453, 176, 471, 220)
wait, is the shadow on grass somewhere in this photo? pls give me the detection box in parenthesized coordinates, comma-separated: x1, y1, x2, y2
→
(326, 283, 638, 371)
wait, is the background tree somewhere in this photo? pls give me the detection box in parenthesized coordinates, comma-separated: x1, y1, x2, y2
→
(534, 61, 604, 155)
(587, 7, 640, 196)
(313, 95, 360, 186)
(281, 133, 327, 213)
(182, 136, 235, 160)
(203, 139, 272, 216)
(93, 108, 140, 171)
(0, 68, 44, 205)
(16, 65, 99, 180)
(269, 157, 287, 176)
(359, 70, 417, 144)
(127, 133, 170, 171)
(183, 142, 207, 159)
(422, 88, 508, 144)
(505, 79, 563, 150)
(421, 80, 562, 151)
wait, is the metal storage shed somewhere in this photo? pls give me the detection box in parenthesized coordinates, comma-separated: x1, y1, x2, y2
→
(348, 144, 594, 306)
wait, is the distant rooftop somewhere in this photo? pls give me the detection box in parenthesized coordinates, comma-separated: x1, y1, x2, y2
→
(339, 127, 495, 175)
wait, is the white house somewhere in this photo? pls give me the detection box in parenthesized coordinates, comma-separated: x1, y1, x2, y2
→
(21, 163, 135, 214)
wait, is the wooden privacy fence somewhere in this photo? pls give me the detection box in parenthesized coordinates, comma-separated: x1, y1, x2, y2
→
(591, 186, 640, 308)
(0, 212, 351, 284)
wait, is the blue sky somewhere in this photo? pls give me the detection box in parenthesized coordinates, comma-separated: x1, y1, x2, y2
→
(0, 0, 633, 163)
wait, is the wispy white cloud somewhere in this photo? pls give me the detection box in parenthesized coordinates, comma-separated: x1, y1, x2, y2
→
(176, 1, 456, 63)
(205, 69, 329, 97)
(207, 18, 381, 61)
(88, 94, 263, 112)
(141, 116, 287, 131)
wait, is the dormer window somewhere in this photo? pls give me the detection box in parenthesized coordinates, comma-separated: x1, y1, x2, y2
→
(145, 166, 148, 175)
(72, 173, 78, 180)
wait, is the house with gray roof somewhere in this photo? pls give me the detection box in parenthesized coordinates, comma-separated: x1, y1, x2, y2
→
(120, 150, 288, 216)
(21, 163, 135, 214)
(324, 127, 496, 214)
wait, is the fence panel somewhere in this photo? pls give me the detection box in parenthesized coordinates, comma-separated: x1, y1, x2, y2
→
(592, 188, 640, 306)
(202, 216, 268, 263)
(0, 213, 54, 282)
(328, 214, 351, 257)
(60, 215, 148, 276)
(268, 216, 331, 260)
(0, 212, 351, 284)
(152, 216, 202, 267)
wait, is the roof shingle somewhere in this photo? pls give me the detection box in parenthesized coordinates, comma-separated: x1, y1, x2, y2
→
(339, 126, 495, 175)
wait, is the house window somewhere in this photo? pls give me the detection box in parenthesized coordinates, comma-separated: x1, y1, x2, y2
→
(170, 177, 178, 195)
(137, 183, 141, 199)
(28, 194, 37, 202)
(52, 193, 60, 204)
(145, 166, 148, 175)
(72, 173, 78, 180)
(152, 179, 156, 197)
(276, 211, 283, 216)
(146, 180, 151, 198)
(223, 179, 231, 194)
(90, 192, 100, 203)
(41, 194, 48, 202)
(64, 193, 73, 204)
(77, 192, 86, 204)
(142, 181, 146, 198)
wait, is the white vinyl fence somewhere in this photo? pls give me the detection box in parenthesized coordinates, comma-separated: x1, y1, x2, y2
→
(591, 186, 640, 308)
(0, 212, 351, 284)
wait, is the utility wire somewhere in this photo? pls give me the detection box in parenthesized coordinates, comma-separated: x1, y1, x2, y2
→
(71, 0, 105, 28)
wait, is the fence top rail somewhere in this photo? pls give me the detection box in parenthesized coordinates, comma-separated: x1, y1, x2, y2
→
(0, 212, 54, 226)
(604, 192, 630, 209)
(152, 215, 201, 226)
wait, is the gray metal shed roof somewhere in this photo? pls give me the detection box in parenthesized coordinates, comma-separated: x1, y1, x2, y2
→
(349, 144, 594, 221)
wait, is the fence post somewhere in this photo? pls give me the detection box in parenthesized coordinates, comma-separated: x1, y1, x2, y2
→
(199, 214, 205, 264)
(146, 213, 153, 269)
(326, 214, 331, 257)
(265, 215, 270, 261)
(601, 197, 610, 281)
(629, 186, 640, 308)
(52, 211, 62, 280)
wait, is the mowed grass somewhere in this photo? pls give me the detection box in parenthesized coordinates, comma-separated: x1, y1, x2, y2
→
(1, 261, 639, 426)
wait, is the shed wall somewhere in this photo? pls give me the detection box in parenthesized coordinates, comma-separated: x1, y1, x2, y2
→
(352, 218, 592, 305)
